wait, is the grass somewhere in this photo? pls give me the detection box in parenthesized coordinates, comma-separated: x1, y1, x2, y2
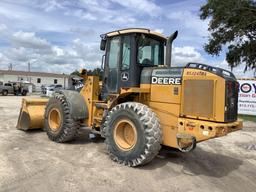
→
(238, 114, 256, 122)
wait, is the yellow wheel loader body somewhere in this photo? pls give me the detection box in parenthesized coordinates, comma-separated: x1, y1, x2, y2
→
(16, 28, 243, 167)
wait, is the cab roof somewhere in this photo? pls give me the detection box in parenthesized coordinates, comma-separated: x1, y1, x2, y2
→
(104, 28, 167, 41)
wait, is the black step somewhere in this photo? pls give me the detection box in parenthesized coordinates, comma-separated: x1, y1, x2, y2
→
(94, 103, 108, 109)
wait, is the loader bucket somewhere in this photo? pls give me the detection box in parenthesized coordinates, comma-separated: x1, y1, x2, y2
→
(17, 98, 49, 131)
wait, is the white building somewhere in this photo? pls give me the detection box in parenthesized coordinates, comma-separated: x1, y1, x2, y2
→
(0, 69, 69, 92)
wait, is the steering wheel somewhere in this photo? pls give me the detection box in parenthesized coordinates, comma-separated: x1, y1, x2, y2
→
(142, 58, 152, 65)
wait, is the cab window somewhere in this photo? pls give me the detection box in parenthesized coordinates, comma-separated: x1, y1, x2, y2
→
(137, 35, 164, 66)
(108, 37, 120, 69)
(121, 36, 131, 70)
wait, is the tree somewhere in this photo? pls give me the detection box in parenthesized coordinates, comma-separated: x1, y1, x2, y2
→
(70, 67, 103, 80)
(200, 0, 256, 72)
(70, 70, 81, 76)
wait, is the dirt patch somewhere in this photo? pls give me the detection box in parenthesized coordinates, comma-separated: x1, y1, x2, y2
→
(0, 96, 256, 192)
(238, 143, 256, 151)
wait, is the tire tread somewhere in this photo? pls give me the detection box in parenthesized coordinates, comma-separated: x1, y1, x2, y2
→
(44, 93, 79, 143)
(103, 102, 162, 167)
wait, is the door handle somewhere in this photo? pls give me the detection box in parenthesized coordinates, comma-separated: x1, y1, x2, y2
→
(101, 54, 105, 70)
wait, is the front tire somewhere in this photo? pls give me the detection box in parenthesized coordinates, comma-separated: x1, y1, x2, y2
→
(44, 94, 79, 142)
(103, 102, 162, 167)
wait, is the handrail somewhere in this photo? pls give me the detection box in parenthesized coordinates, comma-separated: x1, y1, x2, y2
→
(185, 62, 236, 79)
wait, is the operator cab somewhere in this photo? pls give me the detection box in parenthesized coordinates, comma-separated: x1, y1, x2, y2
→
(100, 28, 172, 99)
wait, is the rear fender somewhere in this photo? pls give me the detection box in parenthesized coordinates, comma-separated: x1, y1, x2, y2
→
(58, 90, 88, 120)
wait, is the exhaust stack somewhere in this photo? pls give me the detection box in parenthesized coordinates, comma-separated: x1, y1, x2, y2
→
(166, 31, 178, 67)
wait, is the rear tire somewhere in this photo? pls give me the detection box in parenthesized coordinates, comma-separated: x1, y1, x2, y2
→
(2, 90, 8, 96)
(44, 94, 79, 142)
(103, 102, 162, 167)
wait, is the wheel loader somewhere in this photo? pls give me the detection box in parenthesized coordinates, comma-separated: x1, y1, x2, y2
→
(17, 28, 243, 167)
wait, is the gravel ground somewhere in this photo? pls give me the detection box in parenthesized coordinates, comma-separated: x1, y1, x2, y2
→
(0, 95, 256, 192)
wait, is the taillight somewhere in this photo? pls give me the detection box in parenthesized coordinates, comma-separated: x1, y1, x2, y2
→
(226, 81, 232, 90)
(235, 82, 239, 91)
(226, 81, 233, 97)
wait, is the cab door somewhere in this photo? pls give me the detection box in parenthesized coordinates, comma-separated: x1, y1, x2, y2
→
(119, 34, 141, 88)
(120, 35, 132, 87)
(102, 36, 121, 98)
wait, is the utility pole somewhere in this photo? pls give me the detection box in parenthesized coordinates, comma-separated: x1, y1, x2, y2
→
(8, 63, 13, 71)
(27, 62, 31, 83)
(28, 62, 31, 72)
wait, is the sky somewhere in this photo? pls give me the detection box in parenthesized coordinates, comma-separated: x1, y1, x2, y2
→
(0, 0, 254, 77)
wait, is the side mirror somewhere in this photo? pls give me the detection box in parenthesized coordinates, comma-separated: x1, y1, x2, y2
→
(100, 39, 106, 51)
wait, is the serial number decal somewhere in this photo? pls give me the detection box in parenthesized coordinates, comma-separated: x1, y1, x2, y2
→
(186, 71, 206, 76)
(151, 77, 181, 85)
(155, 69, 182, 75)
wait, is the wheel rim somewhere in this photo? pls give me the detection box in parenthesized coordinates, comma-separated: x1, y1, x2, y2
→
(48, 108, 61, 132)
(114, 119, 137, 151)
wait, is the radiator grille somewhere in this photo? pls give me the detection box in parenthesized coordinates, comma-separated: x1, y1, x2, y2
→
(183, 80, 214, 119)
(225, 81, 238, 122)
